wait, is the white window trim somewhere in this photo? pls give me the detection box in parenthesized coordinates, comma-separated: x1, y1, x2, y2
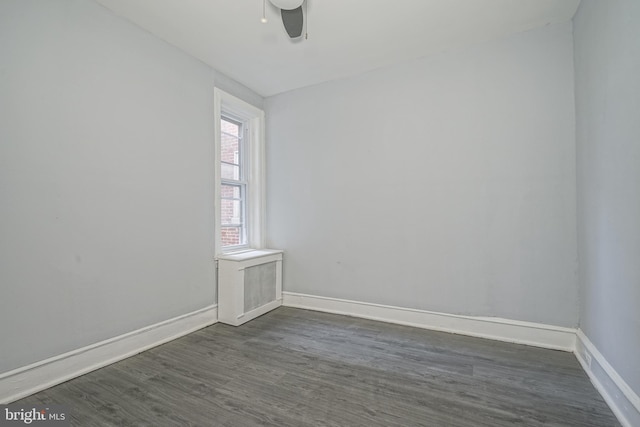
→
(214, 88, 266, 256)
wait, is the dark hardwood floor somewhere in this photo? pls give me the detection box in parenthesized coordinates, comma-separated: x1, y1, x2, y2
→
(17, 307, 619, 426)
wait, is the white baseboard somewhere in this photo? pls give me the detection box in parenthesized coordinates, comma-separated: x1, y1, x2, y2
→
(282, 292, 637, 427)
(575, 329, 640, 427)
(0, 305, 218, 404)
(3, 293, 635, 427)
(282, 292, 576, 351)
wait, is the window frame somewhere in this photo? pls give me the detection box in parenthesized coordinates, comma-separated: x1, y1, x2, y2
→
(214, 88, 265, 256)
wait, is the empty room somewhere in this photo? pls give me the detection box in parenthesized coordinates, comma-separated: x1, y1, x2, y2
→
(1, 0, 638, 426)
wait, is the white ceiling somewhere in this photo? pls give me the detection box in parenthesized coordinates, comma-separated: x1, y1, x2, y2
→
(95, 0, 580, 97)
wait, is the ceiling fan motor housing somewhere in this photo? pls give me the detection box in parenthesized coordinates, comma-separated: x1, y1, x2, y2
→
(268, 0, 304, 10)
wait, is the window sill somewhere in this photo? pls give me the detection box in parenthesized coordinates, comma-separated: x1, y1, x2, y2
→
(216, 248, 283, 262)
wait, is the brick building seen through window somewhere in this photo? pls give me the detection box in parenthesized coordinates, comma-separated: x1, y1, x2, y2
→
(220, 117, 246, 247)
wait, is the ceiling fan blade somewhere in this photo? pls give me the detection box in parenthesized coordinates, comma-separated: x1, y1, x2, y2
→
(281, 6, 303, 38)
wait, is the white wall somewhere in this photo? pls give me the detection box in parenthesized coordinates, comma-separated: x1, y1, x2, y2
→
(266, 22, 577, 327)
(0, 0, 262, 374)
(574, 0, 640, 403)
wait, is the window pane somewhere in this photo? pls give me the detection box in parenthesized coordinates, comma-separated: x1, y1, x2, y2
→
(221, 163, 240, 180)
(221, 226, 242, 247)
(221, 132, 239, 164)
(221, 119, 240, 137)
(221, 184, 240, 199)
(221, 199, 242, 226)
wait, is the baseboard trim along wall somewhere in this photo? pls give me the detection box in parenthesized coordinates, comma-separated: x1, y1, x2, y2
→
(575, 329, 640, 427)
(0, 304, 218, 404)
(282, 292, 576, 351)
(282, 292, 640, 427)
(3, 295, 636, 427)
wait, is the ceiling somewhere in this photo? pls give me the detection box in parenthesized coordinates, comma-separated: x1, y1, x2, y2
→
(95, 0, 581, 97)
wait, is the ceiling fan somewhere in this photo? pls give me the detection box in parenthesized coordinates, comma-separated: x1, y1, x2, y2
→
(264, 0, 306, 39)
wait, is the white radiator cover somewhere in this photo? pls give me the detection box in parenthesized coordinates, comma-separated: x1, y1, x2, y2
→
(217, 249, 283, 326)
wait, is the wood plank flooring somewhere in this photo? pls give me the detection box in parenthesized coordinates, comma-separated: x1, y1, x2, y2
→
(16, 307, 619, 426)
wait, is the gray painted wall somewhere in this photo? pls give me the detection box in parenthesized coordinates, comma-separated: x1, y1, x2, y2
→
(266, 22, 578, 327)
(0, 0, 262, 374)
(574, 0, 640, 397)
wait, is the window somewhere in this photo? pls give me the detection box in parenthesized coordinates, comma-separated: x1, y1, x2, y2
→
(220, 116, 246, 248)
(214, 88, 265, 254)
